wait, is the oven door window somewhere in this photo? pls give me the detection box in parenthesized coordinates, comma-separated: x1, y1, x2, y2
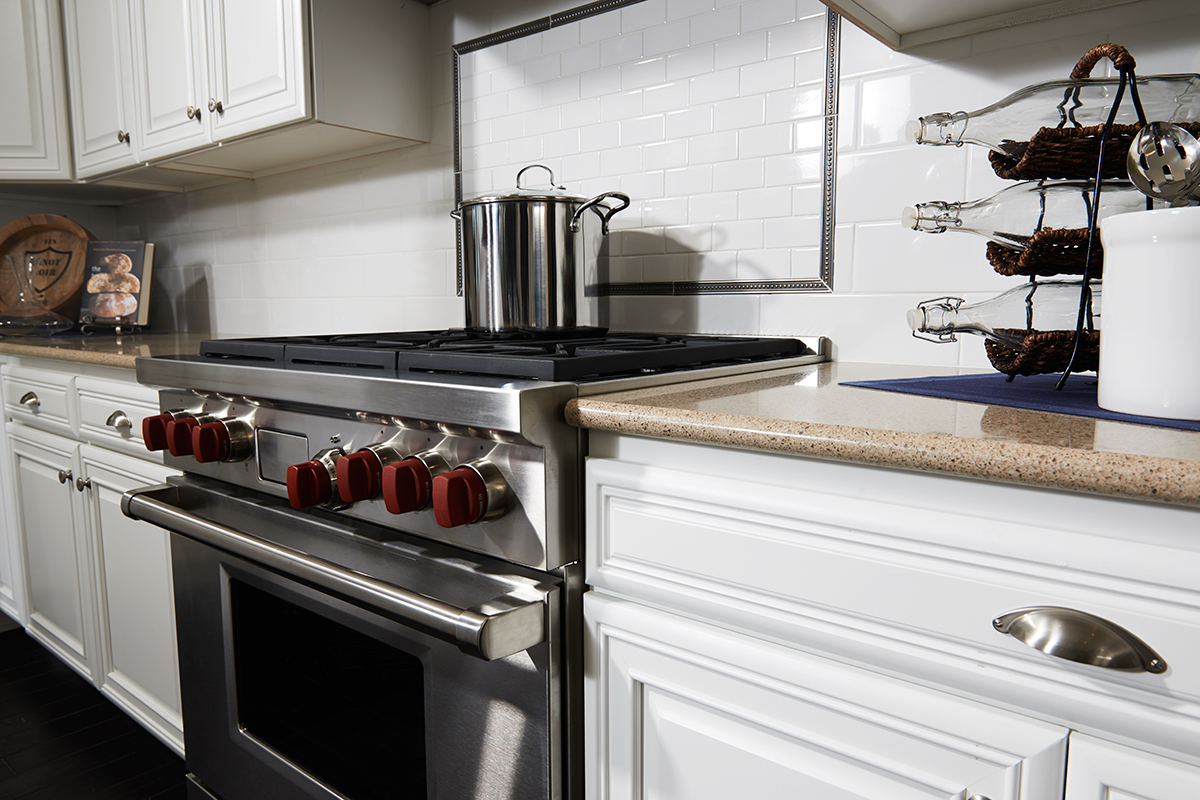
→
(231, 580, 427, 799)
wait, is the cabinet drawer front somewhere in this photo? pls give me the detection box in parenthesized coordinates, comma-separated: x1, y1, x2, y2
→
(587, 457, 1200, 741)
(3, 367, 72, 431)
(75, 377, 158, 457)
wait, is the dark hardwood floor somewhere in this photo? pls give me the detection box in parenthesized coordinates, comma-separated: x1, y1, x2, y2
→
(0, 628, 186, 800)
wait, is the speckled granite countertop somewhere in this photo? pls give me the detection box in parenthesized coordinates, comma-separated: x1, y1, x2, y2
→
(566, 361, 1200, 508)
(0, 332, 212, 369)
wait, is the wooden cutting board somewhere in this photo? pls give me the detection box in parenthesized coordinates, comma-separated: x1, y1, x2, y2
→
(0, 214, 95, 320)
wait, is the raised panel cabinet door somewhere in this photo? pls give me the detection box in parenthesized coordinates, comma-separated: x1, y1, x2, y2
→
(1064, 733, 1200, 799)
(62, 0, 139, 176)
(0, 0, 72, 179)
(7, 425, 95, 679)
(204, 0, 307, 140)
(127, 0, 211, 161)
(586, 593, 1068, 800)
(78, 445, 183, 755)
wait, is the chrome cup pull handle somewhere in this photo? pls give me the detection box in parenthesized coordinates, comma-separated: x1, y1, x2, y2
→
(993, 606, 1167, 674)
(106, 410, 132, 430)
(571, 191, 631, 234)
(19, 391, 40, 410)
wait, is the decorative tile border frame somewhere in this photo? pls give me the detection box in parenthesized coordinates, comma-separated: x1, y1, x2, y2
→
(453, 0, 839, 296)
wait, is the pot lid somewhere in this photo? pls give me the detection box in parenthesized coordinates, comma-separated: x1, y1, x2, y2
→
(459, 164, 588, 207)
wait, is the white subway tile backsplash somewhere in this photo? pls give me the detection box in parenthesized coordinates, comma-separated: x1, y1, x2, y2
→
(712, 219, 763, 250)
(601, 89, 644, 121)
(601, 32, 643, 68)
(767, 16, 824, 58)
(562, 43, 601, 75)
(713, 159, 765, 191)
(644, 81, 690, 114)
(688, 130, 738, 164)
(688, 191, 739, 222)
(738, 185, 791, 218)
(665, 43, 715, 80)
(644, 20, 691, 56)
(666, 0, 716, 22)
(714, 31, 767, 70)
(741, 0, 798, 32)
(664, 106, 713, 138)
(714, 96, 765, 130)
(690, 7, 741, 45)
(739, 123, 792, 158)
(689, 67, 740, 103)
(665, 165, 713, 196)
(623, 0, 667, 32)
(99, 0, 1199, 369)
(623, 56, 668, 89)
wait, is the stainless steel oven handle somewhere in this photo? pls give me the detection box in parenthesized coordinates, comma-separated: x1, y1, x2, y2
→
(122, 484, 547, 661)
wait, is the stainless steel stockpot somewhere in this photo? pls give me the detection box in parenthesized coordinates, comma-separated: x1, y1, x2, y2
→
(453, 165, 629, 332)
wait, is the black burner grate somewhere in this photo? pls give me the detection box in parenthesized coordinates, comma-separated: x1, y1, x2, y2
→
(200, 330, 811, 382)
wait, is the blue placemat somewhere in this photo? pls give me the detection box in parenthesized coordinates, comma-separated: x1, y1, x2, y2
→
(842, 372, 1200, 432)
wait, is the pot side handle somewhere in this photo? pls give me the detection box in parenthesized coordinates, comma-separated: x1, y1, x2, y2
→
(571, 192, 631, 235)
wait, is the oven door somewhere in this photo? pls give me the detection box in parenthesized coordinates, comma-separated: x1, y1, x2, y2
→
(123, 477, 563, 800)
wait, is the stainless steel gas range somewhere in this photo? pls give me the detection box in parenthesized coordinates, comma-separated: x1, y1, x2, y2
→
(120, 330, 826, 800)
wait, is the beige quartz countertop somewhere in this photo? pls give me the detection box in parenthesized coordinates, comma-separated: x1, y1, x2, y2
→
(0, 332, 212, 369)
(566, 361, 1200, 508)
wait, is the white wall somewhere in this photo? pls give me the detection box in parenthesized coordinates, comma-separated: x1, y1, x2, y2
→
(88, 0, 1200, 365)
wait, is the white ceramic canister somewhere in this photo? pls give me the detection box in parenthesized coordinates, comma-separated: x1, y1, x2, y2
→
(1098, 205, 1200, 420)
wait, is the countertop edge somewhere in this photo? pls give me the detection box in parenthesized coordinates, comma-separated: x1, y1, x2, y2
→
(567, 399, 1200, 508)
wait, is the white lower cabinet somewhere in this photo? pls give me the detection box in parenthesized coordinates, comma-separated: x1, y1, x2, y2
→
(7, 424, 95, 674)
(587, 593, 1068, 800)
(584, 432, 1200, 798)
(1065, 733, 1200, 800)
(79, 444, 183, 754)
(2, 358, 183, 755)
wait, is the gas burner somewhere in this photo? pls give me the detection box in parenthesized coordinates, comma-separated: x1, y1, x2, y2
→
(201, 330, 814, 382)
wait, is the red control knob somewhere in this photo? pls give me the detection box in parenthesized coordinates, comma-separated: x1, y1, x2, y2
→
(382, 458, 434, 515)
(142, 413, 173, 451)
(192, 422, 230, 463)
(287, 461, 333, 509)
(337, 450, 383, 503)
(433, 467, 487, 528)
(165, 417, 200, 456)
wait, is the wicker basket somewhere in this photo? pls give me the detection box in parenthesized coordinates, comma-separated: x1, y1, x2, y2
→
(987, 44, 1200, 181)
(985, 228, 1099, 277)
(984, 328, 1100, 377)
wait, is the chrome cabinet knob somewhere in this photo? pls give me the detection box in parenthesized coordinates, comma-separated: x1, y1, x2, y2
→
(19, 391, 39, 410)
(75, 476, 92, 492)
(187, 105, 201, 120)
(208, 98, 224, 114)
(57, 469, 72, 485)
(993, 606, 1167, 673)
(106, 410, 132, 430)
(117, 130, 131, 144)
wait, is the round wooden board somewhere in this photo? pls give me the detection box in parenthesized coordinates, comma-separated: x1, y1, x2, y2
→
(0, 214, 95, 320)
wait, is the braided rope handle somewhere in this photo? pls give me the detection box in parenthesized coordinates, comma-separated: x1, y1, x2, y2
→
(1070, 43, 1136, 80)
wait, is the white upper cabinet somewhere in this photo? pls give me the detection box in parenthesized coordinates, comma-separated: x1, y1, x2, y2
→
(125, 0, 212, 163)
(205, 0, 306, 141)
(62, 0, 138, 176)
(823, 0, 1141, 49)
(61, 0, 429, 185)
(0, 0, 72, 179)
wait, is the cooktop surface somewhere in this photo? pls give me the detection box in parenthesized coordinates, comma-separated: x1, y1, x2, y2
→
(198, 329, 814, 382)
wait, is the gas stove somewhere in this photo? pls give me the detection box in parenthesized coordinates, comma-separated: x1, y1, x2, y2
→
(124, 328, 825, 800)
(135, 329, 825, 570)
